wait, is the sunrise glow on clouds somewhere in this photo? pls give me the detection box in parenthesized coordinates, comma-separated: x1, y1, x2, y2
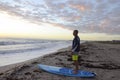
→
(0, 0, 120, 40)
(0, 11, 72, 40)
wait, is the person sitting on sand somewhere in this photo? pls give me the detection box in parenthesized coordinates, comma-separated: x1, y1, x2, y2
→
(72, 30, 80, 74)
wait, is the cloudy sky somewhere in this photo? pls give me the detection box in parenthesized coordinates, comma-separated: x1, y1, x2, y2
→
(0, 0, 120, 40)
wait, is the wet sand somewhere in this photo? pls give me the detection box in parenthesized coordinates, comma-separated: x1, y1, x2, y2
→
(0, 41, 120, 80)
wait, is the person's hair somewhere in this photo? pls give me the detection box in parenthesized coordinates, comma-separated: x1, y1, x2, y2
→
(74, 30, 78, 34)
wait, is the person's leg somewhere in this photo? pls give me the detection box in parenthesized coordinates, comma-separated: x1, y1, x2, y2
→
(72, 54, 79, 74)
(73, 60, 79, 74)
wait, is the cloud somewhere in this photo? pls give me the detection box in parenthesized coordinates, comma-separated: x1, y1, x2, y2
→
(69, 4, 86, 12)
(0, 0, 120, 35)
(0, 2, 22, 17)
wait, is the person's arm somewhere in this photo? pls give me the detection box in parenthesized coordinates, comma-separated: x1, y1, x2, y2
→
(72, 38, 78, 52)
(72, 44, 78, 52)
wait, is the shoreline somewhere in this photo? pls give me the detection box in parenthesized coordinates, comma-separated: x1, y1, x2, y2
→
(0, 45, 71, 73)
(0, 41, 120, 80)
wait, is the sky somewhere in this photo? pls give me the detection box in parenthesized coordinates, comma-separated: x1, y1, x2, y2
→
(0, 0, 120, 40)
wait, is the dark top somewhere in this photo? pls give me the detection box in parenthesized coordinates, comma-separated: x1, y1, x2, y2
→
(72, 36, 80, 52)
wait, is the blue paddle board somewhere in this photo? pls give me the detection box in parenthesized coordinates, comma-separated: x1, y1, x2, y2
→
(38, 64, 96, 77)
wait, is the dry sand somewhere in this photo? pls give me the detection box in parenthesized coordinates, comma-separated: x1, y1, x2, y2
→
(0, 41, 120, 80)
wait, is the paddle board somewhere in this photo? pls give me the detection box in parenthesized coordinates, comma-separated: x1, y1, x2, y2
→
(38, 64, 96, 77)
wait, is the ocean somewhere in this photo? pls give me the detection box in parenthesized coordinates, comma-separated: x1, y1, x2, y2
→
(0, 38, 72, 66)
(0, 38, 83, 66)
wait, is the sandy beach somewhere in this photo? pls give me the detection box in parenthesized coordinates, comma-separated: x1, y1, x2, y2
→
(0, 41, 120, 80)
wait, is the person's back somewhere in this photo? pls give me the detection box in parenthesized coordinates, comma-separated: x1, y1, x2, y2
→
(72, 30, 80, 74)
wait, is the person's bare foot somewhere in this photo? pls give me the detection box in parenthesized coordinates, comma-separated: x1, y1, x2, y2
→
(73, 70, 78, 74)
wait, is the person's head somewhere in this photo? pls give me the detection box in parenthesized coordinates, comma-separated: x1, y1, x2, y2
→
(73, 30, 79, 36)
